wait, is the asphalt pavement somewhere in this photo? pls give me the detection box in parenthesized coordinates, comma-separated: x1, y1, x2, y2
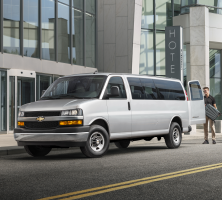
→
(1, 138, 222, 200)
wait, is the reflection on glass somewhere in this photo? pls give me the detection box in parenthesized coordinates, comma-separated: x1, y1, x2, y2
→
(23, 0, 39, 58)
(0, 71, 7, 132)
(141, 0, 153, 29)
(9, 76, 15, 131)
(156, 0, 171, 30)
(58, 0, 69, 5)
(3, 0, 20, 55)
(85, 14, 95, 68)
(17, 77, 35, 121)
(42, 0, 55, 61)
(73, 0, 83, 10)
(210, 49, 221, 78)
(156, 31, 165, 75)
(36, 75, 52, 100)
(72, 8, 83, 65)
(140, 30, 154, 75)
(86, 0, 95, 14)
(58, 3, 70, 64)
(210, 49, 222, 119)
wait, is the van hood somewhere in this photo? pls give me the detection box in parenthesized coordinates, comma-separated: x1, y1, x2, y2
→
(20, 99, 95, 112)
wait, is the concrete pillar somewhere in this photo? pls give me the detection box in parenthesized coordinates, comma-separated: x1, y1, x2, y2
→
(188, 6, 209, 88)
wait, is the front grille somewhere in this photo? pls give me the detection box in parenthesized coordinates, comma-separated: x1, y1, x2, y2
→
(25, 111, 61, 117)
(25, 121, 59, 129)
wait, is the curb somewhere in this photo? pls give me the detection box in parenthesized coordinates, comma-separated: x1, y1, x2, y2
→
(1, 135, 221, 157)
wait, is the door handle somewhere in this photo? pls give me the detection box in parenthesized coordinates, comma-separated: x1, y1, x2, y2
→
(128, 102, 131, 110)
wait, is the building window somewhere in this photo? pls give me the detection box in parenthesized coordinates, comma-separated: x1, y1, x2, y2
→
(36, 74, 53, 100)
(140, 0, 181, 76)
(58, 1, 70, 64)
(72, 6, 84, 65)
(3, 0, 20, 55)
(210, 49, 222, 119)
(140, 30, 154, 75)
(85, 12, 95, 68)
(23, 0, 39, 58)
(0, 71, 7, 132)
(156, 31, 165, 75)
(42, 0, 55, 61)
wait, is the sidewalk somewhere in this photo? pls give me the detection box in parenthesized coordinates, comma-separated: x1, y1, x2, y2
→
(1, 130, 222, 156)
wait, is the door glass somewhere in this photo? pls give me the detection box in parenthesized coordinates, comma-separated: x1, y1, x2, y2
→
(127, 77, 144, 100)
(0, 71, 7, 132)
(189, 81, 203, 101)
(104, 77, 127, 99)
(17, 77, 35, 107)
(9, 76, 15, 130)
(154, 79, 185, 100)
(140, 78, 158, 99)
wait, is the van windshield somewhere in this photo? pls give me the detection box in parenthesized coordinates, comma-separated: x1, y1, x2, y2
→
(41, 75, 107, 100)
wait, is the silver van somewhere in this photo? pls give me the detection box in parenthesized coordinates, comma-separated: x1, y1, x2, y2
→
(14, 73, 205, 158)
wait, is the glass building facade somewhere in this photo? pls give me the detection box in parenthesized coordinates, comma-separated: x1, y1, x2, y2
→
(0, 0, 96, 133)
(140, 0, 181, 76)
(2, 0, 96, 67)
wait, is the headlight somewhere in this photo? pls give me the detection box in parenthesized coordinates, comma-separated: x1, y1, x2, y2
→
(18, 111, 25, 117)
(61, 109, 83, 116)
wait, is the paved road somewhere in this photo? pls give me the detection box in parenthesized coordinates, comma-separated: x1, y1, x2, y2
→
(1, 138, 222, 200)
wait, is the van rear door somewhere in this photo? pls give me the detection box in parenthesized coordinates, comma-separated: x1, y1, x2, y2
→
(187, 80, 205, 125)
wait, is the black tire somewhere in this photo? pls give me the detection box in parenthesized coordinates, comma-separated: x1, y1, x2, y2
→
(114, 140, 130, 149)
(164, 122, 182, 149)
(24, 145, 51, 157)
(80, 125, 110, 158)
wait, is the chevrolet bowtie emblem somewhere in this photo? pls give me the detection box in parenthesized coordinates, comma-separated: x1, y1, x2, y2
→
(36, 116, 45, 122)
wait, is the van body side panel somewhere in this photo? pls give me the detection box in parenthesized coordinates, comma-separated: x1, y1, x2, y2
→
(163, 100, 189, 130)
(80, 100, 109, 127)
(131, 100, 164, 132)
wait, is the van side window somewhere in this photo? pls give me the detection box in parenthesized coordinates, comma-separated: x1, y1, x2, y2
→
(127, 77, 144, 99)
(140, 78, 158, 99)
(153, 79, 185, 100)
(104, 77, 127, 99)
(189, 81, 203, 100)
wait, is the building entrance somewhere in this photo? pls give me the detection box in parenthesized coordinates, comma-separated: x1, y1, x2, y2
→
(7, 69, 36, 133)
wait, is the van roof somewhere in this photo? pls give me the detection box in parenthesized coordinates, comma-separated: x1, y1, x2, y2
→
(62, 73, 181, 82)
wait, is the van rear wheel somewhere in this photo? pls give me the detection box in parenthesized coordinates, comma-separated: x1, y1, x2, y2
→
(24, 145, 51, 157)
(80, 125, 109, 158)
(165, 122, 182, 149)
(115, 140, 130, 149)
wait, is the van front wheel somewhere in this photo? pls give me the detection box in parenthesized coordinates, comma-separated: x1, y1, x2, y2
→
(165, 122, 182, 149)
(24, 145, 51, 157)
(80, 125, 110, 158)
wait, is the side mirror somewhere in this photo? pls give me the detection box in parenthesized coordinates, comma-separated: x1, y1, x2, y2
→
(41, 90, 46, 97)
(108, 86, 120, 98)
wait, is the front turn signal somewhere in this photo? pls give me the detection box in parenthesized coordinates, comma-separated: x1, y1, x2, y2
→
(18, 122, 25, 126)
(59, 120, 82, 126)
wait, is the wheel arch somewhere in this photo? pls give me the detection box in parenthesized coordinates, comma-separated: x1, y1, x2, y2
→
(89, 118, 110, 136)
(169, 116, 183, 132)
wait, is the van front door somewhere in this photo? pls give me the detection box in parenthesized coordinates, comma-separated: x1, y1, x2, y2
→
(104, 76, 131, 139)
(188, 80, 205, 125)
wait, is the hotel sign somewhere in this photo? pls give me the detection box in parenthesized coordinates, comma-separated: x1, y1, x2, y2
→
(165, 26, 183, 82)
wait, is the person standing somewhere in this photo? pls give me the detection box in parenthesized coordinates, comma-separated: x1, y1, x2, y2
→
(203, 87, 217, 144)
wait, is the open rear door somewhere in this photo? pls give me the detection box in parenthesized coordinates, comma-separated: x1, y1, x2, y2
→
(188, 80, 205, 125)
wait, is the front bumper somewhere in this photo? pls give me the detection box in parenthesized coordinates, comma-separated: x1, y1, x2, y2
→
(14, 126, 90, 147)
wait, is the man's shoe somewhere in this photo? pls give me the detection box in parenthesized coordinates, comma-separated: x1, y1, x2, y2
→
(213, 140, 216, 144)
(202, 140, 209, 144)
